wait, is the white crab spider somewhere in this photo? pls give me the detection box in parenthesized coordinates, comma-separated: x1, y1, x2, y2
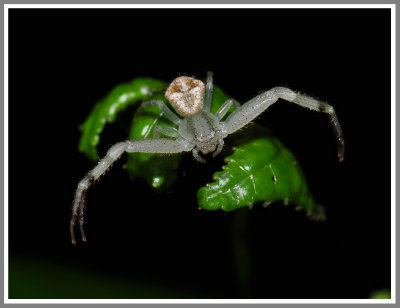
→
(71, 72, 344, 244)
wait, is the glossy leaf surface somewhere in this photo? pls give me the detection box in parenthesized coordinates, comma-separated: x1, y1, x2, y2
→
(79, 78, 168, 161)
(124, 93, 182, 191)
(197, 124, 322, 217)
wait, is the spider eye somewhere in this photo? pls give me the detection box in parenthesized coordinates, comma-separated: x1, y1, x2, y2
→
(165, 76, 205, 116)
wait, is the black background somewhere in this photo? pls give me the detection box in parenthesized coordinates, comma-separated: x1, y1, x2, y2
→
(8, 9, 391, 299)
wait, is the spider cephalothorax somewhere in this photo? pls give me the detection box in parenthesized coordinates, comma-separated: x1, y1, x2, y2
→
(71, 72, 344, 244)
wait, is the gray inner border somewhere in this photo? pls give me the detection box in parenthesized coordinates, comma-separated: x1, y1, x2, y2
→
(1, 1, 395, 308)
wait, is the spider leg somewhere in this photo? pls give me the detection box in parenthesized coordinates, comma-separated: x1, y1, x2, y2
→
(215, 99, 241, 121)
(153, 125, 179, 138)
(71, 138, 194, 244)
(192, 148, 206, 163)
(203, 71, 214, 111)
(141, 100, 182, 126)
(212, 139, 225, 157)
(223, 87, 345, 162)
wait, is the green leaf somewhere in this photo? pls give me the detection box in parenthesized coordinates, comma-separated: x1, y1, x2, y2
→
(79, 78, 168, 161)
(124, 86, 233, 192)
(124, 93, 183, 191)
(197, 124, 323, 218)
(369, 289, 391, 299)
(9, 255, 205, 299)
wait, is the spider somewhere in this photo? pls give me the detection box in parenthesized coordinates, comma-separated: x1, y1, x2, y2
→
(71, 72, 344, 244)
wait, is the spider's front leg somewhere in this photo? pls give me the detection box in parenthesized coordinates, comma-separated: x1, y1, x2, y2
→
(223, 87, 345, 162)
(71, 138, 194, 244)
(215, 99, 241, 121)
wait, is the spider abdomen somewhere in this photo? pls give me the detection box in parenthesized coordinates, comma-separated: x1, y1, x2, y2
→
(165, 76, 205, 116)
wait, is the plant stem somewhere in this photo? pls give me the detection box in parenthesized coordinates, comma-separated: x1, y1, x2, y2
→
(232, 207, 251, 298)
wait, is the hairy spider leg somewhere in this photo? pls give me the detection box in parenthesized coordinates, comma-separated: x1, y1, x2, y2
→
(71, 138, 194, 244)
(153, 125, 179, 138)
(215, 99, 241, 121)
(203, 71, 214, 112)
(223, 87, 345, 162)
(141, 100, 182, 126)
(192, 148, 206, 163)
